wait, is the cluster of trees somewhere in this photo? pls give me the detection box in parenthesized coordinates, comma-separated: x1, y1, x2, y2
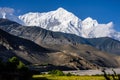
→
(0, 56, 32, 80)
(48, 70, 73, 76)
(0, 56, 27, 71)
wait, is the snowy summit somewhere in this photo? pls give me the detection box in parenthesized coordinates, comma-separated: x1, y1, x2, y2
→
(0, 7, 120, 41)
(19, 7, 82, 36)
(18, 8, 120, 41)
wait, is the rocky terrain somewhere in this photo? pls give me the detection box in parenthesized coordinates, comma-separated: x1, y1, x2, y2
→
(0, 19, 120, 70)
(0, 28, 102, 70)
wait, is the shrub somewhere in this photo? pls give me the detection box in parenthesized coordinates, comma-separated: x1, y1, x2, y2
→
(0, 56, 32, 80)
(17, 61, 26, 69)
(8, 56, 28, 70)
(48, 70, 65, 76)
(66, 72, 73, 76)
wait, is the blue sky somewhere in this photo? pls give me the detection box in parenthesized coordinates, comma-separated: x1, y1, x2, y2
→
(0, 0, 120, 31)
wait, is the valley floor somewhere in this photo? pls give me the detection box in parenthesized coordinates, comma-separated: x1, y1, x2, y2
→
(33, 75, 105, 80)
(32, 68, 120, 80)
(42, 68, 120, 76)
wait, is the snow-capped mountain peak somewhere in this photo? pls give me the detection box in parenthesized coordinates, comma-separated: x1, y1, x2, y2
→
(83, 17, 93, 22)
(82, 17, 98, 29)
(18, 7, 120, 41)
(56, 7, 67, 12)
(0, 7, 120, 41)
(19, 8, 82, 35)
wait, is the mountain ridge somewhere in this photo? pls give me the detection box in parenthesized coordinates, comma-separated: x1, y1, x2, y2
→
(0, 18, 120, 56)
(0, 18, 120, 69)
(0, 7, 120, 41)
(18, 7, 120, 41)
(0, 28, 104, 70)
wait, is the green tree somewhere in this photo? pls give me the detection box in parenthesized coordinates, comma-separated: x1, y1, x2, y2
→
(8, 56, 19, 65)
(7, 56, 19, 71)
(17, 61, 25, 69)
(48, 70, 65, 76)
(8, 56, 27, 70)
(0, 56, 31, 80)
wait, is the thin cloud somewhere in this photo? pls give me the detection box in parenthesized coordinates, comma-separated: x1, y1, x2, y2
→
(0, 7, 15, 14)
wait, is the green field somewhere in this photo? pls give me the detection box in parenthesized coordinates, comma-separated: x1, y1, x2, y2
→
(33, 74, 105, 80)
